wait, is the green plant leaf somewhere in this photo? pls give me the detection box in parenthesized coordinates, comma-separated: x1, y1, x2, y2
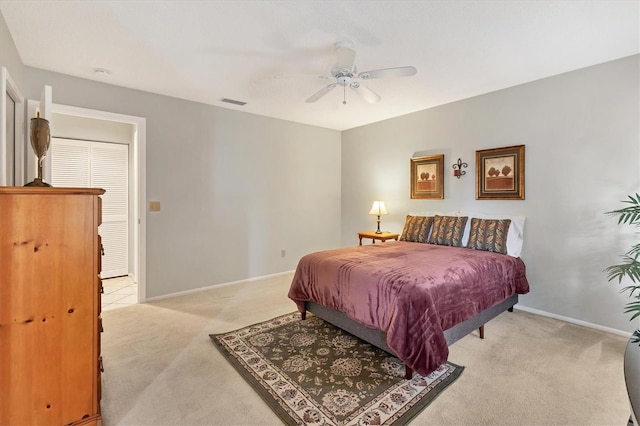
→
(620, 285, 640, 298)
(605, 256, 640, 283)
(606, 194, 640, 325)
(627, 243, 640, 259)
(607, 193, 640, 225)
(625, 304, 640, 320)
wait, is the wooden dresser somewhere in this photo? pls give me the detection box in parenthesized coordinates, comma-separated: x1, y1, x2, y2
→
(0, 187, 105, 425)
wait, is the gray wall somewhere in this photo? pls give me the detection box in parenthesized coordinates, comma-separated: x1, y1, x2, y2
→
(342, 55, 640, 333)
(0, 11, 23, 88)
(21, 67, 342, 299)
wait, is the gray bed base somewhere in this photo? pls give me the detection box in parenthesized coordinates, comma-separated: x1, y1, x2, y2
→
(303, 294, 518, 378)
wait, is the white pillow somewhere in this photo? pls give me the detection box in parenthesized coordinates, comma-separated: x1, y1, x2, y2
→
(409, 211, 525, 257)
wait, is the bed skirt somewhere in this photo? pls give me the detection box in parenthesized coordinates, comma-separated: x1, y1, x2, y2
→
(305, 294, 518, 360)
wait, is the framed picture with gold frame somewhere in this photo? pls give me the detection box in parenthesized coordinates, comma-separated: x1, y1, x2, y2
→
(410, 154, 444, 199)
(476, 145, 525, 200)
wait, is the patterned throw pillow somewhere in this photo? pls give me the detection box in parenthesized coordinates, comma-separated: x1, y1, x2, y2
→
(466, 218, 511, 254)
(399, 215, 433, 243)
(427, 215, 468, 247)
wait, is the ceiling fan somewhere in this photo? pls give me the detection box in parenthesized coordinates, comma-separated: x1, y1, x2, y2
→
(306, 41, 417, 105)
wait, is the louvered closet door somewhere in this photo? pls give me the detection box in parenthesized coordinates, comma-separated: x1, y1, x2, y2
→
(50, 139, 90, 186)
(92, 143, 128, 278)
(51, 138, 129, 278)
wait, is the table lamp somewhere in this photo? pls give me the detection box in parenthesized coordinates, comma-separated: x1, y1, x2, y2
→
(369, 201, 388, 234)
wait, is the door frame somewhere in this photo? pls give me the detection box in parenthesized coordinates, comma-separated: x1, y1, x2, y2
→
(28, 101, 147, 302)
(0, 67, 25, 186)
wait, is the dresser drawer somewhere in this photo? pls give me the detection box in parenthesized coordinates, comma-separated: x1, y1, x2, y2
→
(97, 196, 102, 227)
(97, 321, 102, 352)
(97, 278, 102, 315)
(97, 370, 102, 402)
(97, 235, 103, 274)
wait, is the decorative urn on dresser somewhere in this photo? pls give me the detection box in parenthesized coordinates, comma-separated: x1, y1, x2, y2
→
(0, 187, 105, 425)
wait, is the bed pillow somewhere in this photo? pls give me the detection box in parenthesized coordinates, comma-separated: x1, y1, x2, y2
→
(399, 215, 433, 243)
(427, 215, 468, 247)
(412, 210, 526, 257)
(466, 218, 511, 254)
(462, 212, 525, 257)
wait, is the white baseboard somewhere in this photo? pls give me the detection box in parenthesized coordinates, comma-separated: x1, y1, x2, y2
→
(144, 274, 633, 339)
(144, 270, 296, 302)
(515, 304, 633, 338)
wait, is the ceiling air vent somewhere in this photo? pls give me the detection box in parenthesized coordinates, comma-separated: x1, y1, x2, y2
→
(220, 98, 247, 106)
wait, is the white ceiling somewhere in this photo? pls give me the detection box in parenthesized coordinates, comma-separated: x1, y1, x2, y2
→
(1, 1, 638, 131)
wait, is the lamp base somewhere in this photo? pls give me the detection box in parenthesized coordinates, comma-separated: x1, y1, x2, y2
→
(24, 178, 52, 187)
(375, 216, 382, 234)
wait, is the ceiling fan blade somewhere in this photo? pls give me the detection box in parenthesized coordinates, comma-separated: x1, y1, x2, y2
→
(350, 82, 381, 104)
(306, 83, 337, 103)
(358, 66, 417, 80)
(336, 46, 357, 71)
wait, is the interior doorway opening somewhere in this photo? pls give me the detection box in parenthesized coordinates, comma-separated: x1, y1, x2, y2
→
(26, 100, 146, 304)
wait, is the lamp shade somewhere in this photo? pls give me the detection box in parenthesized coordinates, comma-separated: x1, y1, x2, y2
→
(368, 201, 388, 215)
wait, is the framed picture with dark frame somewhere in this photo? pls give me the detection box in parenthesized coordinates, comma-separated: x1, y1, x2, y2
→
(476, 145, 525, 200)
(410, 154, 444, 199)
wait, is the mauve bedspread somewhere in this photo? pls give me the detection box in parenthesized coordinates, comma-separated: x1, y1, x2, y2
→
(288, 241, 529, 376)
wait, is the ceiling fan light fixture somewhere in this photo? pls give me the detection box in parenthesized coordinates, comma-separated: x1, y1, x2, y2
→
(337, 76, 352, 86)
(305, 42, 417, 105)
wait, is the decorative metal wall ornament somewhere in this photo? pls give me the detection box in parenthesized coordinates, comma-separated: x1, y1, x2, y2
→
(24, 112, 52, 187)
(452, 158, 467, 179)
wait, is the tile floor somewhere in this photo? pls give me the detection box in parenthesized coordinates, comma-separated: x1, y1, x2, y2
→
(102, 275, 138, 311)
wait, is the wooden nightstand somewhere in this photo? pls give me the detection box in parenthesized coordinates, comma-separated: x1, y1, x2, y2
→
(358, 231, 399, 246)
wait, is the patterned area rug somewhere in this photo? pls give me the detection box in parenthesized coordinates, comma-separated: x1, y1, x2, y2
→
(210, 312, 463, 425)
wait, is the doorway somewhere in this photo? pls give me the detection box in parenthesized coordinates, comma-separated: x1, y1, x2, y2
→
(27, 100, 147, 303)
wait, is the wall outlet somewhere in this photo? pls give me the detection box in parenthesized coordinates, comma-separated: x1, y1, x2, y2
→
(149, 201, 161, 212)
(281, 249, 286, 258)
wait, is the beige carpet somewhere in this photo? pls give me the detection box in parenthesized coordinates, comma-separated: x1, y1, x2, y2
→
(101, 273, 630, 425)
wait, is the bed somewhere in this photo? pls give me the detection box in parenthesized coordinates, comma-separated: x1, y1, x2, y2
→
(288, 214, 530, 378)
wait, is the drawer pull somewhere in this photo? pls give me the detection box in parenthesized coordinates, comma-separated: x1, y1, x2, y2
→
(100, 245, 105, 256)
(99, 357, 104, 373)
